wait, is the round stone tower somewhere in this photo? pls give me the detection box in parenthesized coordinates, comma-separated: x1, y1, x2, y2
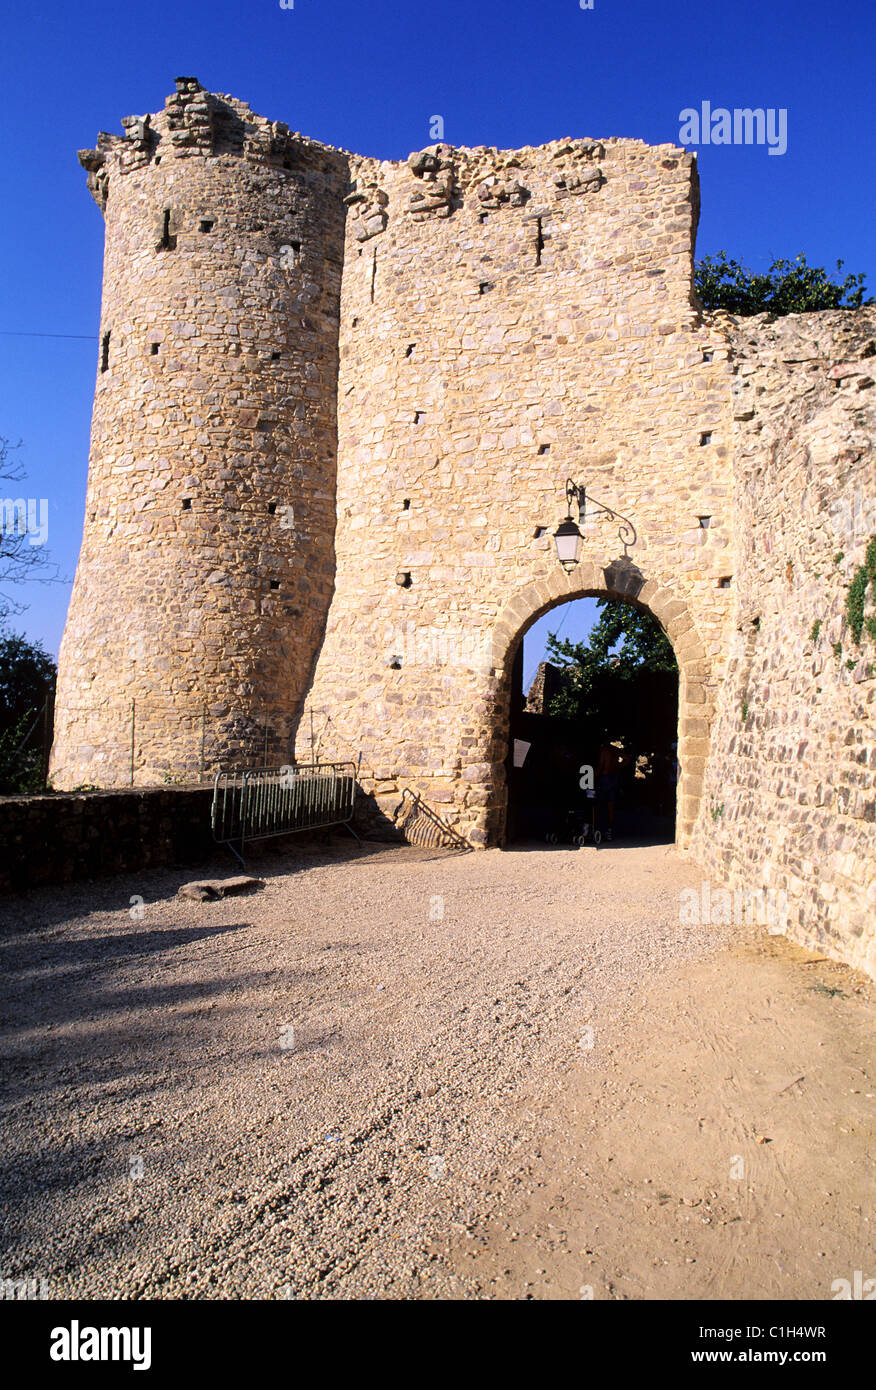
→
(51, 79, 349, 787)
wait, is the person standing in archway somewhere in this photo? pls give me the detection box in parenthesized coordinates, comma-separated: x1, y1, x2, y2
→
(595, 739, 621, 841)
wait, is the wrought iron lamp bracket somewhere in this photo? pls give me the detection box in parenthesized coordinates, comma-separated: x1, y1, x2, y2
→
(564, 479, 638, 559)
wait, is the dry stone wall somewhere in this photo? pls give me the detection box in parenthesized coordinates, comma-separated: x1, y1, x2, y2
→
(0, 787, 214, 893)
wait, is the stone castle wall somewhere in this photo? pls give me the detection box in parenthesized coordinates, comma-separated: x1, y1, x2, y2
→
(48, 79, 874, 974)
(295, 133, 736, 846)
(691, 310, 876, 976)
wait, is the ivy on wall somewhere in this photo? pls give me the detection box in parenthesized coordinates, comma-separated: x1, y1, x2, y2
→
(846, 536, 876, 645)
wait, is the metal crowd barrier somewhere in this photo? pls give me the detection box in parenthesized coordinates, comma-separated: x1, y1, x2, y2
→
(212, 762, 359, 864)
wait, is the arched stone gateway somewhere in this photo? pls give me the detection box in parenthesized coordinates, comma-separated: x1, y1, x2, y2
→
(491, 560, 713, 849)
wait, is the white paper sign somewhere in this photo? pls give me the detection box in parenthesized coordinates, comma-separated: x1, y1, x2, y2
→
(513, 739, 531, 768)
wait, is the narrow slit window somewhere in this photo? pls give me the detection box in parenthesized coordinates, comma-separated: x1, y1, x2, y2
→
(535, 216, 545, 267)
(100, 331, 110, 373)
(157, 209, 176, 252)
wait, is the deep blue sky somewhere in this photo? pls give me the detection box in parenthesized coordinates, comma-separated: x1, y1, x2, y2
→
(1, 0, 873, 662)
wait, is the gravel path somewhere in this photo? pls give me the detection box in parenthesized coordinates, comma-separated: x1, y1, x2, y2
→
(0, 837, 725, 1299)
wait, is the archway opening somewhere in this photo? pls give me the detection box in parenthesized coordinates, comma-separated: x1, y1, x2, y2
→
(506, 595, 679, 847)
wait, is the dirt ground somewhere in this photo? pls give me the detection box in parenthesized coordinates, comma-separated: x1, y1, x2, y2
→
(441, 934, 874, 1300)
(0, 837, 872, 1300)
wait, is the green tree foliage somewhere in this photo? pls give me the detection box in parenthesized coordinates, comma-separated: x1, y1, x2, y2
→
(544, 602, 677, 745)
(695, 252, 872, 316)
(0, 629, 56, 793)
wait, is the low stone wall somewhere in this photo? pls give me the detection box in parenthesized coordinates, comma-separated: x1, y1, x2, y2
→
(0, 782, 387, 894)
(0, 787, 215, 894)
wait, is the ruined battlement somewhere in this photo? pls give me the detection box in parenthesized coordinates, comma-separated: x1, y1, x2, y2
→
(78, 77, 350, 210)
(76, 77, 697, 261)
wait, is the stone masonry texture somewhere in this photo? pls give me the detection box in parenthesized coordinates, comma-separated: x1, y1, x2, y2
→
(0, 788, 214, 893)
(49, 79, 875, 975)
(690, 310, 876, 977)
